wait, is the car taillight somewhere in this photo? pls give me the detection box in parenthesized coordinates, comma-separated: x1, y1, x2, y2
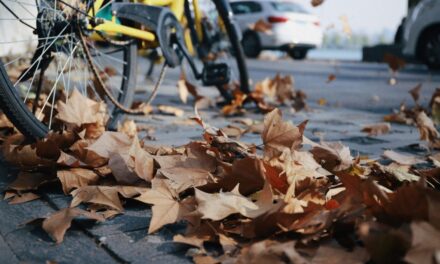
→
(268, 16, 289, 23)
(313, 21, 321, 27)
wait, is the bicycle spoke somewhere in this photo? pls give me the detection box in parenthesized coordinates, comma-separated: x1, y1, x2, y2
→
(38, 43, 79, 120)
(13, 23, 70, 86)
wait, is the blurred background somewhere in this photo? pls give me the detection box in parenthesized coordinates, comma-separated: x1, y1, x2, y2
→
(229, 0, 440, 69)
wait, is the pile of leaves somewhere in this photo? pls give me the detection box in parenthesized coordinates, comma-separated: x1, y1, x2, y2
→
(215, 74, 308, 116)
(1, 88, 440, 264)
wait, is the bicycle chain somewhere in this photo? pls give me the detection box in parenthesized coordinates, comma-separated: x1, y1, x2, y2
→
(78, 28, 167, 115)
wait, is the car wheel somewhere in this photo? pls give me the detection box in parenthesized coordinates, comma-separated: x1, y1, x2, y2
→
(420, 28, 440, 70)
(288, 48, 308, 60)
(242, 32, 261, 58)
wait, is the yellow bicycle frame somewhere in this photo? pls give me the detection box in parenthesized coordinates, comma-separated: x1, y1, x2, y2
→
(88, 0, 203, 44)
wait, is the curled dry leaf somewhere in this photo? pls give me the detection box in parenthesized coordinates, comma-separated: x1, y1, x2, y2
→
(177, 78, 189, 104)
(57, 168, 100, 194)
(108, 136, 154, 184)
(221, 90, 247, 116)
(221, 125, 245, 139)
(409, 84, 422, 104)
(326, 74, 336, 83)
(70, 186, 124, 212)
(159, 167, 212, 192)
(254, 74, 296, 104)
(311, 0, 324, 7)
(41, 208, 104, 243)
(415, 111, 439, 143)
(384, 53, 406, 73)
(430, 88, 440, 125)
(237, 240, 307, 264)
(158, 105, 184, 117)
(380, 163, 421, 182)
(382, 150, 424, 166)
(195, 183, 273, 220)
(317, 98, 327, 106)
(262, 108, 307, 159)
(310, 141, 353, 172)
(361, 122, 391, 136)
(249, 19, 272, 34)
(117, 119, 137, 138)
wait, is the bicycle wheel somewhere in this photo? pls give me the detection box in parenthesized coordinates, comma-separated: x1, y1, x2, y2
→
(0, 0, 137, 140)
(184, 0, 250, 102)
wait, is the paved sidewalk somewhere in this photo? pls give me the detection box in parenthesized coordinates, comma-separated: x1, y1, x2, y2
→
(1, 59, 439, 263)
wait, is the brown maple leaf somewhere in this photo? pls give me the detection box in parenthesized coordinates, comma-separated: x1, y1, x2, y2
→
(41, 208, 104, 243)
(135, 179, 195, 233)
(262, 109, 307, 159)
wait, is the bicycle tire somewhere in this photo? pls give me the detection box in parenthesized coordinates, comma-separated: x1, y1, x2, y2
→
(0, 1, 137, 141)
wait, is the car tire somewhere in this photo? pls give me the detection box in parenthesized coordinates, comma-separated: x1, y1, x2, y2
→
(420, 28, 440, 70)
(288, 48, 308, 60)
(242, 31, 261, 58)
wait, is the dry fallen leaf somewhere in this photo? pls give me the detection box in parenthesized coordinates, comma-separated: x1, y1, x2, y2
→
(311, 0, 324, 7)
(237, 240, 307, 264)
(135, 179, 195, 233)
(254, 74, 296, 104)
(221, 90, 247, 116)
(409, 84, 422, 104)
(429, 88, 440, 126)
(327, 74, 336, 83)
(177, 78, 190, 104)
(249, 19, 273, 34)
(384, 53, 406, 73)
(382, 150, 424, 166)
(195, 183, 272, 220)
(56, 88, 108, 128)
(41, 207, 104, 243)
(262, 109, 307, 159)
(7, 171, 55, 191)
(361, 123, 391, 136)
(404, 222, 440, 264)
(158, 105, 184, 117)
(7, 192, 40, 205)
(57, 168, 100, 194)
(117, 119, 137, 138)
(416, 111, 439, 143)
(70, 186, 124, 212)
(310, 141, 353, 172)
(317, 98, 327, 106)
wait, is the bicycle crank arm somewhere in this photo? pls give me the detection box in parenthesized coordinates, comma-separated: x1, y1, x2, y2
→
(172, 34, 231, 87)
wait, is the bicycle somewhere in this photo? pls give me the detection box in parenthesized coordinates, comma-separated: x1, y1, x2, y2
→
(0, 0, 250, 140)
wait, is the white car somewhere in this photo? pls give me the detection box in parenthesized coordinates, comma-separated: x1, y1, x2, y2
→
(402, 0, 440, 69)
(230, 0, 323, 59)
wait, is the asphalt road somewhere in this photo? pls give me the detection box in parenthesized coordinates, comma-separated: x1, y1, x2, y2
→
(133, 57, 440, 156)
(1, 58, 440, 263)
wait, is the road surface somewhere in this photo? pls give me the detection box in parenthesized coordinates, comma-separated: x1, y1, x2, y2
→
(1, 58, 439, 263)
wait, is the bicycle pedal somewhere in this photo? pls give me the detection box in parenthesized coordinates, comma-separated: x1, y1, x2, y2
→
(202, 63, 231, 86)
